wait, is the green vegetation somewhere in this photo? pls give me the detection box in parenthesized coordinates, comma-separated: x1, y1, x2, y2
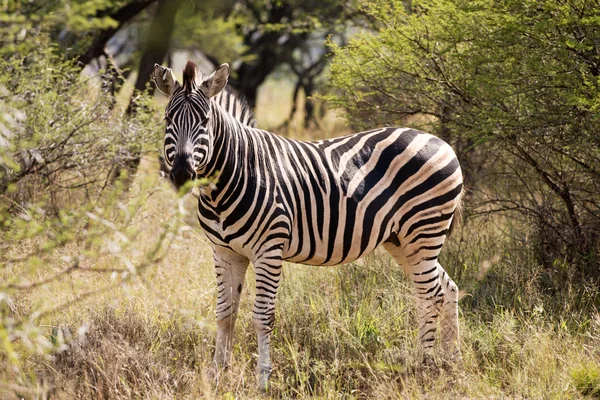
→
(327, 0, 600, 278)
(1, 0, 599, 398)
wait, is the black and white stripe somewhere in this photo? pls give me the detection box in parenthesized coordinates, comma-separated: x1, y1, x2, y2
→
(153, 62, 463, 389)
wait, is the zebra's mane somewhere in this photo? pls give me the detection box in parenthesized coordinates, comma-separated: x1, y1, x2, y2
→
(212, 84, 257, 128)
(192, 64, 255, 128)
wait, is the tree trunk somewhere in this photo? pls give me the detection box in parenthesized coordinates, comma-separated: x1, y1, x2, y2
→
(229, 43, 280, 108)
(303, 79, 315, 128)
(127, 0, 184, 114)
(227, 2, 300, 108)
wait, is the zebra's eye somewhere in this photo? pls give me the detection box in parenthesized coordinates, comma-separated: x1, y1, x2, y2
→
(164, 150, 174, 166)
(165, 115, 173, 125)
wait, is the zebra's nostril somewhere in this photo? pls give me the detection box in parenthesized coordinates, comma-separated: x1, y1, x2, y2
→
(170, 155, 196, 189)
(170, 168, 195, 189)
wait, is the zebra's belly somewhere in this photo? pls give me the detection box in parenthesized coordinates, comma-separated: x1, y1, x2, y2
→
(282, 238, 386, 266)
(196, 213, 260, 259)
(198, 197, 394, 265)
(281, 199, 399, 266)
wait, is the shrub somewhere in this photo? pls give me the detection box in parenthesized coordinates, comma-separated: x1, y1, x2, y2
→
(0, 29, 182, 396)
(326, 0, 600, 279)
(0, 33, 157, 212)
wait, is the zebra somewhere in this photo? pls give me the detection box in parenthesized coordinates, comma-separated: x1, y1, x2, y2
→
(152, 61, 463, 390)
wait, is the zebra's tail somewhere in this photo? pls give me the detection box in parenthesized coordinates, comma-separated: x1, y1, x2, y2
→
(448, 186, 466, 236)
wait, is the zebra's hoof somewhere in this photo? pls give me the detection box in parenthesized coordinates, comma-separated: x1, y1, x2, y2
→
(257, 367, 272, 393)
(441, 347, 462, 370)
(208, 360, 227, 387)
(421, 351, 437, 368)
(441, 343, 462, 361)
(449, 348, 462, 362)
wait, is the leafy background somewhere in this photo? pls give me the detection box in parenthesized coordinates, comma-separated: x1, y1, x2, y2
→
(0, 0, 599, 398)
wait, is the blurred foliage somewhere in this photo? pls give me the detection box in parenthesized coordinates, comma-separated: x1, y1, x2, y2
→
(172, 0, 361, 108)
(2, 0, 359, 117)
(172, 0, 246, 65)
(0, 0, 128, 57)
(327, 0, 600, 279)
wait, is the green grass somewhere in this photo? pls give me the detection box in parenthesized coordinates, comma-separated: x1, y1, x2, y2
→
(1, 87, 600, 399)
(1, 161, 599, 398)
(570, 361, 600, 398)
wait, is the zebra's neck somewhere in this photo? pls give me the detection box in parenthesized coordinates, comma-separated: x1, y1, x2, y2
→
(200, 103, 260, 200)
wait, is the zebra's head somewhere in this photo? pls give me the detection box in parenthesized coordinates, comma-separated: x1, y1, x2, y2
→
(152, 61, 229, 189)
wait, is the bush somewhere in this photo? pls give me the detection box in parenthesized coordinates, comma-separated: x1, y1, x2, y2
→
(326, 0, 600, 279)
(0, 34, 157, 212)
(0, 30, 185, 395)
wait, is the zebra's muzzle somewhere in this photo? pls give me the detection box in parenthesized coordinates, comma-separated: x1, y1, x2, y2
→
(170, 154, 197, 190)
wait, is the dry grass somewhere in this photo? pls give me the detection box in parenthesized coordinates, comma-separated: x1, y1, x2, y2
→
(1, 154, 598, 399)
(1, 80, 600, 399)
(255, 77, 351, 140)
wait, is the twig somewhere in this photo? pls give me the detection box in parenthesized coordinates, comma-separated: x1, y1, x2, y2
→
(2, 261, 81, 290)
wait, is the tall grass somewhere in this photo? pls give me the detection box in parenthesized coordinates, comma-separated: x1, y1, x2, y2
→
(2, 155, 599, 398)
(1, 75, 599, 399)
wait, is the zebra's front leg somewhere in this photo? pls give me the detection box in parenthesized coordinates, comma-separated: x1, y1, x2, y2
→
(252, 250, 283, 391)
(212, 246, 249, 376)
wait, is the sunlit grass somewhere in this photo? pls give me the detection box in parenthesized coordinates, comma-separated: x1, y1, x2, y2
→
(256, 75, 351, 141)
(2, 154, 599, 398)
(1, 85, 599, 399)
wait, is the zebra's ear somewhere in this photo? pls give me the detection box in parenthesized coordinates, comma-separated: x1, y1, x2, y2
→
(152, 64, 180, 97)
(202, 63, 229, 98)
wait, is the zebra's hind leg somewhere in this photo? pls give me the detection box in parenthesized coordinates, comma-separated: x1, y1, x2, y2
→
(383, 241, 440, 352)
(383, 238, 460, 357)
(212, 246, 249, 377)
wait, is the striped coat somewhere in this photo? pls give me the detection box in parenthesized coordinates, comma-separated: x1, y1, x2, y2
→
(153, 61, 463, 390)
